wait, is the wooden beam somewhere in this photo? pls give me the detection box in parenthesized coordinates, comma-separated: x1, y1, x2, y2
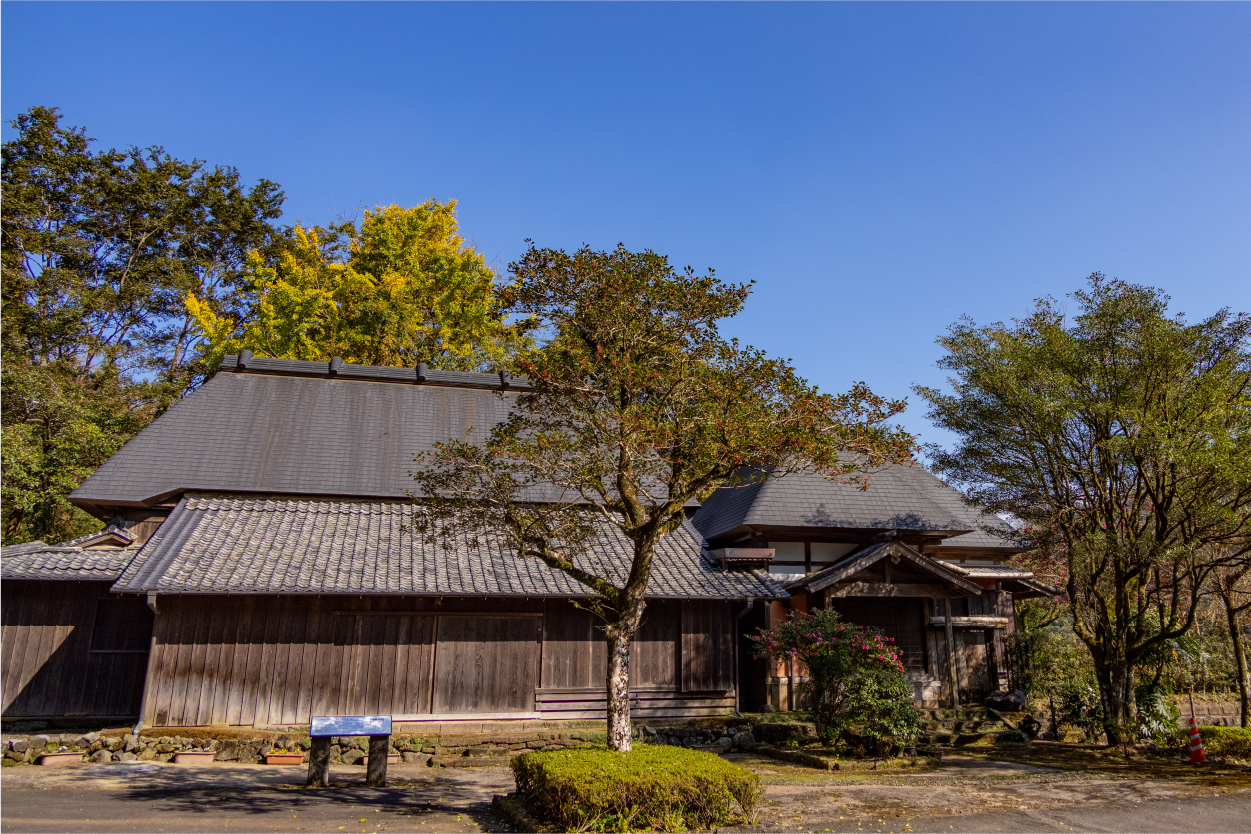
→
(826, 582, 962, 598)
(943, 598, 960, 707)
(928, 616, 1010, 629)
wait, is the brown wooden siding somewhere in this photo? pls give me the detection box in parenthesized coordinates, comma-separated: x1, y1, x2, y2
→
(540, 601, 603, 689)
(2, 581, 151, 718)
(433, 615, 541, 713)
(535, 688, 736, 720)
(143, 595, 735, 727)
(680, 600, 734, 692)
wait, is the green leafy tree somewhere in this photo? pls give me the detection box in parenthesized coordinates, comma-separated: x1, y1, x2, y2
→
(1, 361, 156, 542)
(751, 608, 920, 752)
(2, 106, 283, 544)
(1214, 563, 1251, 727)
(2, 106, 284, 394)
(917, 274, 1251, 744)
(413, 244, 913, 751)
(1010, 534, 1070, 634)
(188, 201, 529, 372)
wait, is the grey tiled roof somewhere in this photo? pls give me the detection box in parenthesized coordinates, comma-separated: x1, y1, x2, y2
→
(947, 563, 1035, 579)
(935, 529, 1019, 551)
(113, 494, 787, 599)
(2, 526, 141, 580)
(71, 363, 530, 509)
(692, 463, 1018, 550)
(2, 543, 141, 581)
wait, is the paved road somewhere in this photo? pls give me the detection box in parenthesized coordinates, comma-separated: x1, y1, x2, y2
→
(734, 793, 1251, 833)
(6, 781, 1250, 833)
(3, 758, 1249, 833)
(0, 762, 510, 833)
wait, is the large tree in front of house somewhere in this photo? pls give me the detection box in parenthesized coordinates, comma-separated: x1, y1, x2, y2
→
(413, 243, 913, 751)
(916, 274, 1251, 744)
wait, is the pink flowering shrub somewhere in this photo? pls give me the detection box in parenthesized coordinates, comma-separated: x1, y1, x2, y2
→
(750, 608, 920, 750)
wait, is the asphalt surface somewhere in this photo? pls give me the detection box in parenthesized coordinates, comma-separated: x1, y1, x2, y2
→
(737, 793, 1251, 833)
(0, 762, 509, 833)
(3, 758, 1250, 833)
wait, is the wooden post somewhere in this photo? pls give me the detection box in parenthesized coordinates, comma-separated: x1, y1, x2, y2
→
(943, 598, 961, 708)
(366, 735, 389, 787)
(307, 736, 332, 787)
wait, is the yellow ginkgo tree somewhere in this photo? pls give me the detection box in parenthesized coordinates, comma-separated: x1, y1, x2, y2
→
(187, 200, 531, 371)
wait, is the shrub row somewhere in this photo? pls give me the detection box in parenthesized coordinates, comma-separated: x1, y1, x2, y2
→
(1198, 726, 1251, 762)
(512, 745, 762, 832)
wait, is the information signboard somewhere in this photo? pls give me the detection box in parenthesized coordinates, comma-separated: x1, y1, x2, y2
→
(310, 715, 392, 737)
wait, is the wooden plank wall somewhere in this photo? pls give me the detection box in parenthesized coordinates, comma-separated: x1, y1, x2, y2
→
(535, 689, 736, 720)
(1, 580, 151, 718)
(433, 615, 541, 713)
(142, 595, 738, 727)
(532, 600, 735, 720)
(539, 599, 680, 690)
(680, 600, 734, 692)
(144, 596, 546, 727)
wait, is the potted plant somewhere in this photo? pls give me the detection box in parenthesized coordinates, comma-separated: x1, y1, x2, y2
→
(38, 746, 84, 766)
(173, 748, 216, 765)
(264, 748, 305, 765)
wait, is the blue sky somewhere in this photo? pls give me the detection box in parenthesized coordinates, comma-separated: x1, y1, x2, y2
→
(5, 2, 1249, 452)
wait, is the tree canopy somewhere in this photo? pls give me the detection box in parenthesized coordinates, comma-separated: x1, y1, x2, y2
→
(917, 274, 1251, 742)
(414, 243, 914, 750)
(2, 106, 284, 544)
(188, 201, 531, 372)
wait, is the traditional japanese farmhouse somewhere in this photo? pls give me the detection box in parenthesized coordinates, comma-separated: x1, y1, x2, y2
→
(2, 355, 1052, 729)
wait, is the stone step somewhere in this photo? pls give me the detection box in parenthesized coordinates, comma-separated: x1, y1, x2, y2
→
(920, 729, 1029, 747)
(921, 720, 1007, 733)
(430, 753, 513, 768)
(917, 709, 1000, 721)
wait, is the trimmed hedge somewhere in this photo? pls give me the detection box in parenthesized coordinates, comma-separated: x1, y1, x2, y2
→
(1198, 726, 1251, 761)
(511, 745, 763, 832)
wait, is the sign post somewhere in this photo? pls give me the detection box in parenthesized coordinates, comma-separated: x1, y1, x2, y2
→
(307, 715, 393, 788)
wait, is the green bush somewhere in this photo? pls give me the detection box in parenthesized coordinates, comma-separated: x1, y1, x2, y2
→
(511, 745, 762, 832)
(750, 608, 920, 749)
(1198, 726, 1251, 761)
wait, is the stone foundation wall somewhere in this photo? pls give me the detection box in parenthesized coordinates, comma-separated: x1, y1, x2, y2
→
(1169, 699, 1244, 728)
(1, 727, 607, 767)
(3, 717, 764, 767)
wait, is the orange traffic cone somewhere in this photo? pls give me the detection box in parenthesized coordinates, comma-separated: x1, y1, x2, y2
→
(1188, 717, 1207, 764)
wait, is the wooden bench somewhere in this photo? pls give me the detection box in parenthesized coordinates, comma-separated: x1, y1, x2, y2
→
(307, 715, 392, 787)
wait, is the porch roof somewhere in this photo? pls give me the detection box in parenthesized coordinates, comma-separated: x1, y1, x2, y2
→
(1, 527, 141, 581)
(783, 538, 987, 597)
(110, 494, 788, 600)
(691, 464, 1020, 552)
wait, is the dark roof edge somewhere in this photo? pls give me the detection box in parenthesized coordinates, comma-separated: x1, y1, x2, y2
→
(219, 354, 532, 391)
(110, 589, 779, 600)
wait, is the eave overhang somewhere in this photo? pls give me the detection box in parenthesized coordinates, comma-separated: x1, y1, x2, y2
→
(787, 539, 986, 598)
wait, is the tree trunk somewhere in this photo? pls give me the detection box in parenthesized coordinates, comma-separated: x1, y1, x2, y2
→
(605, 624, 634, 752)
(1097, 658, 1134, 745)
(1222, 592, 1250, 729)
